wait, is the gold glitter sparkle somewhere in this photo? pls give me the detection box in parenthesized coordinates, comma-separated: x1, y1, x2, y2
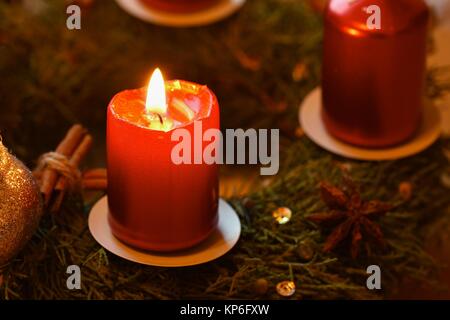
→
(0, 141, 43, 265)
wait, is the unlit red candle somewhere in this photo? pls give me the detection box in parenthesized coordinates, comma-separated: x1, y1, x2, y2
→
(322, 0, 429, 147)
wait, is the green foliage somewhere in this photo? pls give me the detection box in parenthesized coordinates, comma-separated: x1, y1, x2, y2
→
(1, 138, 449, 300)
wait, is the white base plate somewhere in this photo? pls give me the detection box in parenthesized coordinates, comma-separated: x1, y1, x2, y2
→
(299, 87, 441, 161)
(115, 0, 246, 27)
(88, 196, 241, 267)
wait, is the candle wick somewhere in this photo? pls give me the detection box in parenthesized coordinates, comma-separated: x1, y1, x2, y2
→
(157, 113, 163, 124)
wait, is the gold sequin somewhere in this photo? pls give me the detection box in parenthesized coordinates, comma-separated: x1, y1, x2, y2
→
(276, 280, 296, 297)
(272, 207, 292, 224)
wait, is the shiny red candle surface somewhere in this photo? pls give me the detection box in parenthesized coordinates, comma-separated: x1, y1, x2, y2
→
(107, 74, 219, 252)
(139, 0, 219, 13)
(322, 0, 429, 147)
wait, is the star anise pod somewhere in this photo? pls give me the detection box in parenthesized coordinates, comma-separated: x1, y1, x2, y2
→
(307, 178, 392, 258)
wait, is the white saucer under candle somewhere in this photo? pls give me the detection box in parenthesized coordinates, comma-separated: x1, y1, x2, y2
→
(88, 196, 241, 267)
(299, 87, 441, 161)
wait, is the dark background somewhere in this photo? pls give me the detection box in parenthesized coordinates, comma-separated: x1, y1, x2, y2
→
(0, 0, 322, 167)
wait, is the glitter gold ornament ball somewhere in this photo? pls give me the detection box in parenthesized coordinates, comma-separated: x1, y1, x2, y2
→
(0, 139, 43, 265)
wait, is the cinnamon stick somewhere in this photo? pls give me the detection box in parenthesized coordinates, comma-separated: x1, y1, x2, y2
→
(54, 134, 93, 192)
(51, 134, 93, 213)
(82, 178, 107, 190)
(83, 168, 107, 179)
(40, 124, 87, 204)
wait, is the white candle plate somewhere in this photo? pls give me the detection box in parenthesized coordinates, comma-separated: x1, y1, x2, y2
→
(88, 196, 241, 267)
(115, 0, 246, 27)
(299, 87, 441, 161)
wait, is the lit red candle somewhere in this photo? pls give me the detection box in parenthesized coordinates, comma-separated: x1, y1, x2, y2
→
(107, 69, 220, 251)
(322, 0, 429, 147)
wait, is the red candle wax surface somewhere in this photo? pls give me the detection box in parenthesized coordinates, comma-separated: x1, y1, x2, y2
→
(107, 80, 220, 252)
(322, 0, 429, 147)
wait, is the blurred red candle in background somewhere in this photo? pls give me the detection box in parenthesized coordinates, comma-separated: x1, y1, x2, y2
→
(139, 0, 219, 13)
(322, 0, 429, 147)
(107, 69, 220, 251)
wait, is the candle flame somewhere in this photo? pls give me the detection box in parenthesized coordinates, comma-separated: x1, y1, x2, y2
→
(146, 68, 167, 114)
